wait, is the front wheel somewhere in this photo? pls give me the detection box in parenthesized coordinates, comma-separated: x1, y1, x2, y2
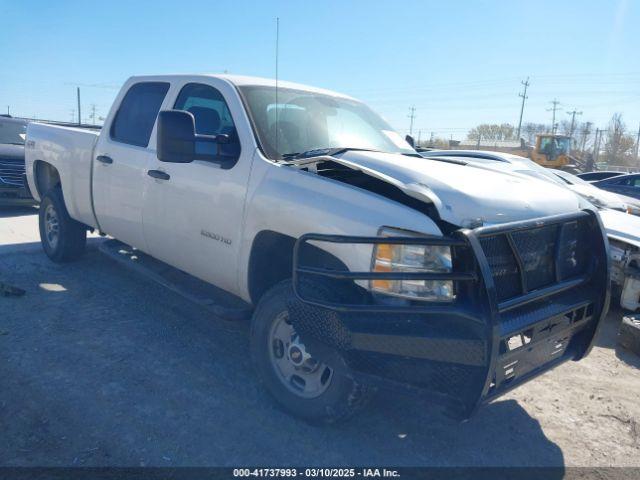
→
(250, 280, 372, 424)
(39, 187, 87, 263)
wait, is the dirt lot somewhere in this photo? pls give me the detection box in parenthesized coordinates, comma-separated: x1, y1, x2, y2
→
(0, 207, 639, 468)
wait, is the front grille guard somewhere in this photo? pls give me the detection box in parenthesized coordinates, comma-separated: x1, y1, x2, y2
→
(292, 209, 610, 417)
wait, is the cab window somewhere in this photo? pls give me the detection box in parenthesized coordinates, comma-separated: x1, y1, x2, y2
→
(174, 83, 241, 165)
(110, 82, 170, 147)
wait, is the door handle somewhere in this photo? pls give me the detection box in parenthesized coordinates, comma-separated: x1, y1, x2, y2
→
(147, 169, 170, 181)
(96, 155, 113, 164)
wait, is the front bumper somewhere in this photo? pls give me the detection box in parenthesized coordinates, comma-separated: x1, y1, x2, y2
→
(290, 210, 610, 419)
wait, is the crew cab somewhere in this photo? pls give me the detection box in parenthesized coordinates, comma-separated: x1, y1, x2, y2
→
(26, 74, 610, 423)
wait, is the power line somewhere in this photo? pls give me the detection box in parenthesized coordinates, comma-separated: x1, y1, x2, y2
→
(516, 77, 529, 139)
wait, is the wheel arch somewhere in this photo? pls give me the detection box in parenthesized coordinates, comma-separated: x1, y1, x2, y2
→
(247, 230, 349, 305)
(33, 160, 61, 198)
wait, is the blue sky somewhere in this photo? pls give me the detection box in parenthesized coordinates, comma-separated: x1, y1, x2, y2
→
(1, 0, 638, 139)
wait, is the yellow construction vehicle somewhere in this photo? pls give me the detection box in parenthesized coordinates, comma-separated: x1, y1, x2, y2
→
(513, 134, 584, 172)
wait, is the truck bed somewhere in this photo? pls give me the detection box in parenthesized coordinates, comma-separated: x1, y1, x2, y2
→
(25, 122, 100, 228)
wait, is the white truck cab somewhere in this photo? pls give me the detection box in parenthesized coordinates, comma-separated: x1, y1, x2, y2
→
(26, 74, 610, 423)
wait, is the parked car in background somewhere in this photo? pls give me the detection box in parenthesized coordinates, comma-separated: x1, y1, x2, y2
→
(577, 171, 625, 182)
(0, 115, 33, 205)
(553, 169, 640, 217)
(25, 74, 609, 423)
(421, 150, 640, 311)
(594, 173, 640, 201)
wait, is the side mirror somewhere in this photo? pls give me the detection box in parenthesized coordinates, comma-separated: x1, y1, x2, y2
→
(157, 110, 196, 163)
(405, 134, 415, 148)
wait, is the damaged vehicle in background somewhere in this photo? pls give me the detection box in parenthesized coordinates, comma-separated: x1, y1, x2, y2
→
(421, 149, 640, 312)
(26, 74, 609, 423)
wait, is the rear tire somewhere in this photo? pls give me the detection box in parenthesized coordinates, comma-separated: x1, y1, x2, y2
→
(250, 280, 372, 424)
(39, 187, 87, 262)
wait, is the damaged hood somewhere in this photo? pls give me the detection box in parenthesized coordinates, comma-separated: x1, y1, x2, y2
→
(599, 209, 640, 248)
(333, 151, 587, 226)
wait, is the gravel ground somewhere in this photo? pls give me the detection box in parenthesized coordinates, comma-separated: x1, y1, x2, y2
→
(0, 209, 639, 468)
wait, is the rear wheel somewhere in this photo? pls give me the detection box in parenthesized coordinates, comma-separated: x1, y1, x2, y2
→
(250, 280, 372, 424)
(39, 187, 87, 262)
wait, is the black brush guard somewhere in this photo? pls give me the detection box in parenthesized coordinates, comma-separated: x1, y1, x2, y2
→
(289, 210, 610, 419)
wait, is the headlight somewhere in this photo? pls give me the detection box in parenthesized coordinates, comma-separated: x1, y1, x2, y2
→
(371, 227, 454, 302)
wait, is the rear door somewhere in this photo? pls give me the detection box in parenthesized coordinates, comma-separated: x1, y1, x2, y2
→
(142, 79, 251, 295)
(93, 81, 170, 250)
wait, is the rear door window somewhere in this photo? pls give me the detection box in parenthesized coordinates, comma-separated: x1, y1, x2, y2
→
(110, 82, 170, 147)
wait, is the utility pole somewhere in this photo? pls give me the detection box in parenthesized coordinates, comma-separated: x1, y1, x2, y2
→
(634, 123, 640, 163)
(76, 87, 82, 125)
(417, 130, 422, 147)
(566, 109, 582, 138)
(90, 104, 97, 125)
(580, 121, 592, 153)
(407, 106, 416, 137)
(6, 106, 9, 116)
(547, 99, 561, 134)
(516, 77, 529, 140)
(593, 128, 606, 163)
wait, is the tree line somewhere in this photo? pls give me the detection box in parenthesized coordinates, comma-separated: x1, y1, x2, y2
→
(464, 113, 639, 167)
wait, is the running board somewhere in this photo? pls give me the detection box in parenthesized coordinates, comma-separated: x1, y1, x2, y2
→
(98, 239, 252, 321)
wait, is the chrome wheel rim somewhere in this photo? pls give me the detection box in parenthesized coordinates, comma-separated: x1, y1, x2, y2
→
(44, 204, 60, 250)
(268, 311, 333, 398)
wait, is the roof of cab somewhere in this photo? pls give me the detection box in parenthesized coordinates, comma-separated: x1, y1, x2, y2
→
(125, 73, 357, 101)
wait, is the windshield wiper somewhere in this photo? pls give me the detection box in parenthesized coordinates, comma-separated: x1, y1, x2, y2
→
(280, 147, 379, 161)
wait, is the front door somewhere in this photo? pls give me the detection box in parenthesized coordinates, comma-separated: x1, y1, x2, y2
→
(93, 81, 170, 250)
(142, 81, 250, 294)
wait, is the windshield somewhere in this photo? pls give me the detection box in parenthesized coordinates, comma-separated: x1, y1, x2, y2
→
(239, 86, 415, 160)
(0, 120, 27, 145)
(539, 136, 571, 155)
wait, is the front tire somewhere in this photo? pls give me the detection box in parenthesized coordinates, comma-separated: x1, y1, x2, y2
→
(250, 280, 371, 424)
(39, 187, 87, 263)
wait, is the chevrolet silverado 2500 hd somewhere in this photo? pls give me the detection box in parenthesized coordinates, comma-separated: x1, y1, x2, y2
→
(26, 75, 610, 423)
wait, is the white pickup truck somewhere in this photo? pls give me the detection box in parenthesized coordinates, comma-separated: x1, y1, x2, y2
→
(26, 74, 610, 423)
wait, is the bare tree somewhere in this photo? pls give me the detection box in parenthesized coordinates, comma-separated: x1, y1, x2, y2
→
(604, 113, 636, 166)
(521, 122, 549, 144)
(467, 123, 515, 142)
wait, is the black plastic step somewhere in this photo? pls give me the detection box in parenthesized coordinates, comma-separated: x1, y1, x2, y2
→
(99, 239, 252, 321)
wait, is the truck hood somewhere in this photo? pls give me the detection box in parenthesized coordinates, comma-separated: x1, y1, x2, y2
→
(599, 209, 640, 248)
(333, 151, 587, 226)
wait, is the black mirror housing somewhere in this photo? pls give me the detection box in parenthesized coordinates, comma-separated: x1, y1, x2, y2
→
(405, 134, 415, 148)
(157, 110, 196, 163)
